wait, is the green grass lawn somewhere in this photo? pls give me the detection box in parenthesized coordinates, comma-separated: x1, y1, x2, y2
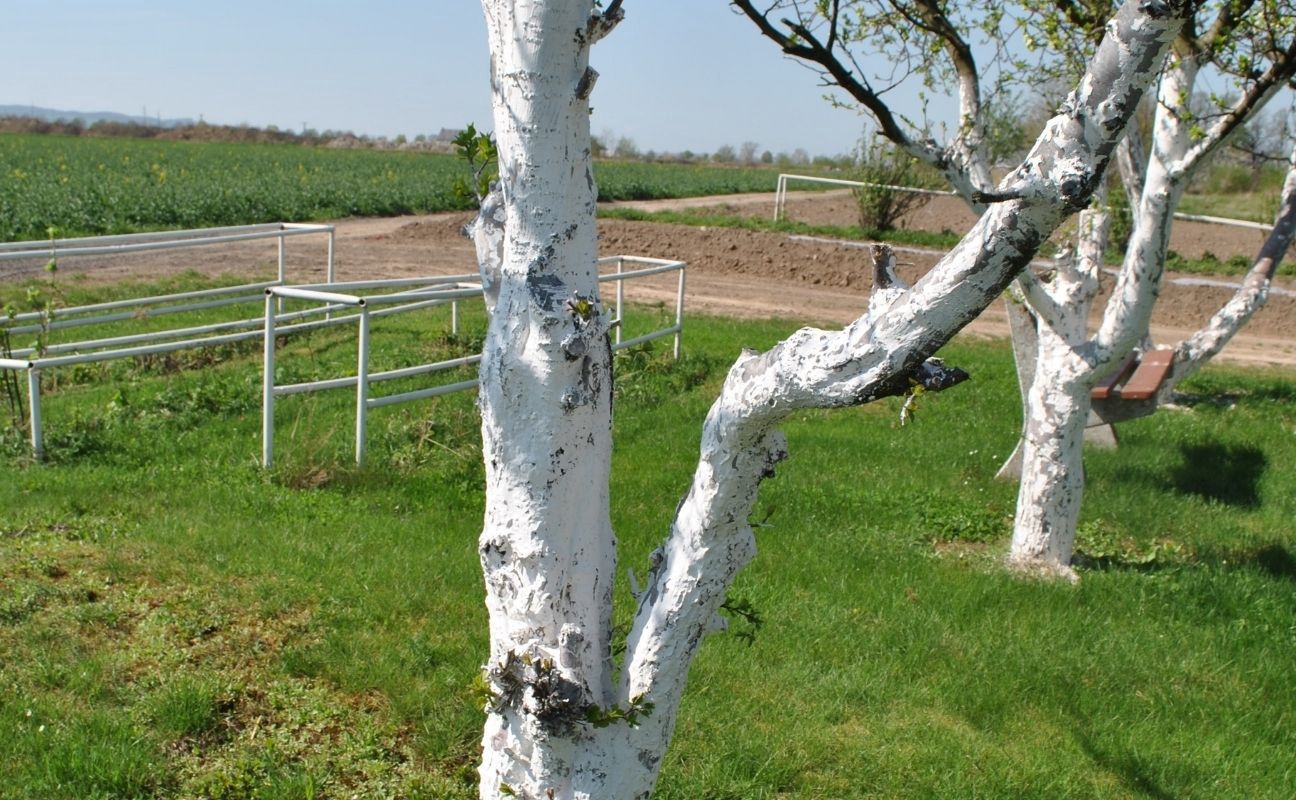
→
(1, 284, 1294, 799)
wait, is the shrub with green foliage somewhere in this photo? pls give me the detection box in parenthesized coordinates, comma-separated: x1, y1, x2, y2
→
(852, 140, 937, 231)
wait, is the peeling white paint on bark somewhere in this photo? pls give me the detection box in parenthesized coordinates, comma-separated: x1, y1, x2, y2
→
(1007, 28, 1295, 572)
(474, 3, 621, 797)
(1008, 209, 1108, 578)
(469, 0, 1185, 796)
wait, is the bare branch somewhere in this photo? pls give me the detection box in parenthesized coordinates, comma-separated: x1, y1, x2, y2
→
(1181, 37, 1296, 173)
(730, 0, 940, 164)
(1168, 139, 1296, 386)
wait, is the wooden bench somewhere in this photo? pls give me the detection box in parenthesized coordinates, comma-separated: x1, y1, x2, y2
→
(1085, 348, 1175, 447)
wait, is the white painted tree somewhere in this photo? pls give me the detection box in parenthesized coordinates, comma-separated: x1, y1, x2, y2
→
(468, 1, 1186, 797)
(1001, 1, 1296, 573)
(736, 0, 1296, 575)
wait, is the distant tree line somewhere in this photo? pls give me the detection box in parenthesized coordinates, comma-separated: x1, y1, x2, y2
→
(0, 115, 463, 153)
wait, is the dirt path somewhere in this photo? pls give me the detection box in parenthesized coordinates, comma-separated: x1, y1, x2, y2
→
(8, 192, 1293, 369)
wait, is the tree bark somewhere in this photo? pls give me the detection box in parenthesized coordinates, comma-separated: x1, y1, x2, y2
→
(1005, 30, 1296, 571)
(1008, 207, 1108, 577)
(474, 3, 623, 797)
(470, 0, 1186, 795)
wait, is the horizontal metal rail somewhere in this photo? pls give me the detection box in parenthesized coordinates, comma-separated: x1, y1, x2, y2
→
(6, 293, 267, 336)
(2, 223, 335, 459)
(1171, 212, 1273, 231)
(12, 301, 353, 358)
(263, 255, 688, 467)
(295, 274, 480, 292)
(368, 378, 481, 409)
(0, 222, 290, 251)
(5, 280, 281, 323)
(274, 353, 484, 397)
(270, 286, 364, 306)
(615, 326, 682, 351)
(773, 173, 958, 221)
(773, 174, 1278, 233)
(0, 222, 333, 261)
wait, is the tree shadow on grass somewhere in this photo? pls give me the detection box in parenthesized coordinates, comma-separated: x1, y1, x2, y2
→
(1252, 543, 1296, 579)
(1195, 542, 1296, 582)
(1069, 726, 1178, 800)
(1170, 442, 1266, 508)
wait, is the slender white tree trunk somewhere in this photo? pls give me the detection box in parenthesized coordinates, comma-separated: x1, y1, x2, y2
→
(468, 0, 1185, 795)
(1008, 208, 1107, 576)
(1010, 334, 1091, 575)
(1005, 53, 1197, 572)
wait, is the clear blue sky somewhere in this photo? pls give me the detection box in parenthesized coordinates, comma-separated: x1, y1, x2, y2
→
(2, 1, 925, 158)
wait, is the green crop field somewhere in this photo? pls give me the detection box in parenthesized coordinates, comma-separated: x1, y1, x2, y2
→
(0, 134, 792, 242)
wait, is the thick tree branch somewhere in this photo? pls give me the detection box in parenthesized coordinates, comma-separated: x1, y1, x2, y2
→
(623, 0, 1187, 734)
(586, 0, 625, 44)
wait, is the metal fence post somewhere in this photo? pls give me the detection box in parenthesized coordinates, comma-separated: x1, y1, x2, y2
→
(262, 292, 276, 468)
(276, 235, 287, 314)
(355, 304, 370, 465)
(27, 368, 43, 460)
(674, 265, 686, 360)
(326, 229, 336, 284)
(615, 257, 625, 347)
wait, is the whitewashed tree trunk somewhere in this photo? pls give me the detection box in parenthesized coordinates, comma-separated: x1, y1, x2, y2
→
(1003, 56, 1186, 573)
(469, 1, 1185, 796)
(1007, 207, 1108, 577)
(473, 3, 625, 797)
(1003, 8, 1296, 569)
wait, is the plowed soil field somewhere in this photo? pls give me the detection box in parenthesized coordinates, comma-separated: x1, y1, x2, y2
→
(8, 191, 1293, 368)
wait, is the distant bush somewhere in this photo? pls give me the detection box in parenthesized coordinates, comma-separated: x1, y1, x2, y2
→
(852, 140, 934, 231)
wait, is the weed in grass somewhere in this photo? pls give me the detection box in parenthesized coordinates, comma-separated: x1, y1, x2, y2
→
(146, 674, 235, 741)
(614, 343, 720, 407)
(916, 495, 1010, 544)
(1073, 518, 1191, 571)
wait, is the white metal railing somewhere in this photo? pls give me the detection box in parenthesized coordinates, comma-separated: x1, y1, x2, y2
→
(772, 173, 1279, 234)
(260, 277, 483, 468)
(772, 174, 957, 221)
(261, 256, 687, 467)
(1, 223, 335, 459)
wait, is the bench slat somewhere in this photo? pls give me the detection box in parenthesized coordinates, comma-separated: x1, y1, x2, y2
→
(1116, 348, 1174, 401)
(1090, 353, 1139, 401)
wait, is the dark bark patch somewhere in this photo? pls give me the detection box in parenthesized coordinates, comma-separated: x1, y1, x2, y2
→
(527, 272, 566, 312)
